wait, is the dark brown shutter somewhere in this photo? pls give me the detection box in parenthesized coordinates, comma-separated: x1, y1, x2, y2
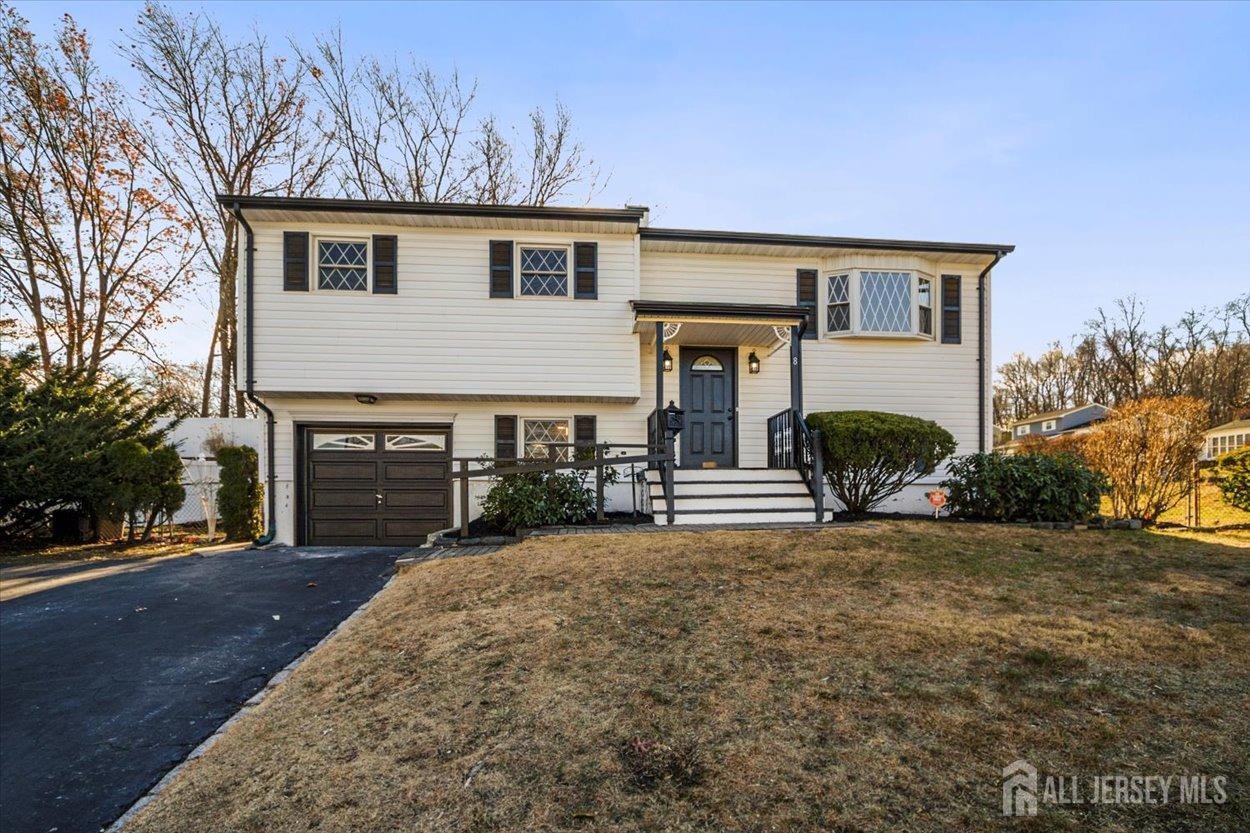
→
(489, 240, 513, 298)
(494, 415, 518, 464)
(796, 268, 818, 339)
(283, 232, 309, 291)
(573, 415, 597, 451)
(372, 234, 397, 294)
(573, 242, 598, 299)
(941, 275, 962, 344)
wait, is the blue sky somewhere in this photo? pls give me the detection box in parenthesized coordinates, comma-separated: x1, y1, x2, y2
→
(15, 1, 1250, 367)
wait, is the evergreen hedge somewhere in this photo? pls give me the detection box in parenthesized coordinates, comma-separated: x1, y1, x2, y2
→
(217, 445, 262, 541)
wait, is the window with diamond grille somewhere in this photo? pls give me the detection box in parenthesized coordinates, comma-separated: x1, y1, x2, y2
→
(519, 247, 568, 296)
(827, 274, 850, 332)
(523, 418, 570, 460)
(859, 271, 911, 333)
(317, 240, 368, 291)
(917, 276, 933, 336)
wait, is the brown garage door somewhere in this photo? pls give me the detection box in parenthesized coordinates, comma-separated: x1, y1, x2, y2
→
(303, 426, 451, 546)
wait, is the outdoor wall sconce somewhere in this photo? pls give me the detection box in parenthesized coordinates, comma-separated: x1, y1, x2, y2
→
(747, 351, 761, 374)
(354, 393, 378, 405)
(663, 349, 673, 372)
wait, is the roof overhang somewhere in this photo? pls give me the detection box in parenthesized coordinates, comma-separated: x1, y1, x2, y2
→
(631, 300, 807, 350)
(641, 226, 1013, 264)
(218, 195, 647, 234)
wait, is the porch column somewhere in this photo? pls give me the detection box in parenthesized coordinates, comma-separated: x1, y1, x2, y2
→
(790, 323, 803, 413)
(655, 321, 665, 446)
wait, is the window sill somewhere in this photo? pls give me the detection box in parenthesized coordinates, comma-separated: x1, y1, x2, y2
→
(823, 331, 935, 342)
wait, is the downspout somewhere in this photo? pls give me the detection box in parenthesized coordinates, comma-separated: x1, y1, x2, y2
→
(232, 201, 276, 545)
(977, 250, 1005, 453)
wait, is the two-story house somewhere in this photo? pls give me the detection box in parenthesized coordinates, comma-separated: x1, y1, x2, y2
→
(1000, 403, 1109, 453)
(222, 196, 1012, 546)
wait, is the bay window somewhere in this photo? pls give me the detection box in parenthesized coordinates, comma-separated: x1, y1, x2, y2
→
(827, 274, 850, 332)
(824, 270, 937, 338)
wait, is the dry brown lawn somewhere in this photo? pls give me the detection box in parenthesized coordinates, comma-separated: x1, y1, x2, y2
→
(0, 539, 195, 569)
(127, 522, 1249, 833)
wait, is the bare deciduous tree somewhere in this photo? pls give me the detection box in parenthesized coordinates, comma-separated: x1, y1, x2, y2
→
(122, 2, 332, 416)
(302, 30, 599, 206)
(995, 294, 1250, 429)
(0, 7, 196, 378)
(134, 359, 203, 419)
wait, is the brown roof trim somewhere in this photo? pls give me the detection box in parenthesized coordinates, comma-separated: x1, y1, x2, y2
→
(217, 195, 648, 224)
(630, 299, 809, 321)
(641, 226, 1014, 256)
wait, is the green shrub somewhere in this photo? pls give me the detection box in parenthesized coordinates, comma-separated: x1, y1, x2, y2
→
(0, 349, 176, 541)
(1213, 448, 1250, 512)
(217, 445, 261, 541)
(480, 470, 595, 534)
(805, 410, 957, 514)
(942, 452, 1105, 522)
(99, 440, 186, 542)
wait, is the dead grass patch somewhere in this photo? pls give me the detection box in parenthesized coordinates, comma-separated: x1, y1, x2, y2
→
(0, 539, 195, 570)
(126, 522, 1249, 833)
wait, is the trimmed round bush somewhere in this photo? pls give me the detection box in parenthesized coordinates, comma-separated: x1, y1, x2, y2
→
(805, 410, 957, 515)
(941, 452, 1105, 522)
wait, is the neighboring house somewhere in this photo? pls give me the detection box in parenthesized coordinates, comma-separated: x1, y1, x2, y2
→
(999, 403, 1109, 452)
(1202, 418, 1250, 460)
(222, 195, 1012, 545)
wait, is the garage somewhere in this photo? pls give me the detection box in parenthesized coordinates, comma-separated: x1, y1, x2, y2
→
(299, 425, 452, 546)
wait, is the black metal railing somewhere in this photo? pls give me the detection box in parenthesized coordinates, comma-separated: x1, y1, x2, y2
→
(767, 408, 825, 522)
(645, 407, 677, 522)
(452, 436, 676, 535)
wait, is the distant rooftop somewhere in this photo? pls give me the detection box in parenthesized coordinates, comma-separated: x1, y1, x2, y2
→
(1207, 418, 1250, 433)
(1011, 403, 1108, 426)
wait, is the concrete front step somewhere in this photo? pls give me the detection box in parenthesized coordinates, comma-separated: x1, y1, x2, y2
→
(654, 509, 825, 526)
(648, 480, 811, 497)
(652, 495, 816, 512)
(645, 467, 821, 524)
(646, 468, 805, 484)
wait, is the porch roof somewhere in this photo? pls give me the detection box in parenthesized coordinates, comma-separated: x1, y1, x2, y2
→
(630, 300, 808, 348)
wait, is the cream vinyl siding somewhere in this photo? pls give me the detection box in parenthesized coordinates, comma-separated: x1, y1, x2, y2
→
(243, 223, 640, 400)
(265, 396, 651, 544)
(248, 230, 995, 541)
(642, 250, 991, 464)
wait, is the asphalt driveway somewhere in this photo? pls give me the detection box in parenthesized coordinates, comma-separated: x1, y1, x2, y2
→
(0, 545, 406, 833)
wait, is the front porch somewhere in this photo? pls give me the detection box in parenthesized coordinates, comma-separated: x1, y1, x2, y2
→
(631, 300, 826, 524)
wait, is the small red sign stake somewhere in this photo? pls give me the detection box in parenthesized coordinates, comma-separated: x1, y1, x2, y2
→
(926, 489, 948, 519)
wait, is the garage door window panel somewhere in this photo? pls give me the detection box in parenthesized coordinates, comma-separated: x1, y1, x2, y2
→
(385, 433, 447, 452)
(312, 433, 375, 451)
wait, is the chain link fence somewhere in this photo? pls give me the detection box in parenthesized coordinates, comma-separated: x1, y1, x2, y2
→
(125, 456, 225, 544)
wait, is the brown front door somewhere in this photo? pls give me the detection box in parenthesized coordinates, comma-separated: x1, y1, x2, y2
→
(679, 348, 737, 468)
(303, 427, 451, 546)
